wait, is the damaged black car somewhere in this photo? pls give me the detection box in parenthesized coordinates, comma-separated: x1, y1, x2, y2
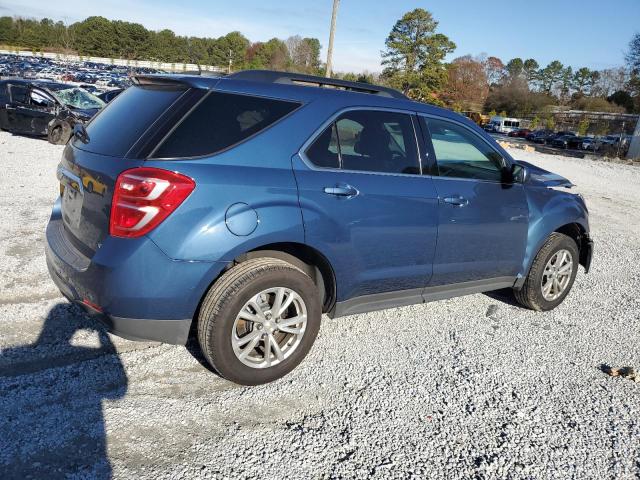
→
(0, 79, 105, 144)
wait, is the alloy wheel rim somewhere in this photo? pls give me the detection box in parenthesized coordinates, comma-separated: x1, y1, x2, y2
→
(541, 249, 573, 301)
(232, 287, 307, 369)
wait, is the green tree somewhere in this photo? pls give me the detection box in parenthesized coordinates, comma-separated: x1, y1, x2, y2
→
(523, 58, 539, 85)
(537, 60, 565, 93)
(625, 33, 640, 112)
(286, 35, 322, 73)
(530, 115, 540, 129)
(380, 8, 456, 102)
(577, 118, 590, 136)
(505, 57, 524, 80)
(545, 115, 555, 130)
(246, 38, 290, 70)
(209, 31, 250, 70)
(0, 17, 15, 44)
(72, 16, 118, 56)
(113, 21, 149, 59)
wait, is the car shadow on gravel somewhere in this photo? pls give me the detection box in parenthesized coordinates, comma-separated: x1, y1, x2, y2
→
(0, 302, 127, 479)
(483, 288, 524, 308)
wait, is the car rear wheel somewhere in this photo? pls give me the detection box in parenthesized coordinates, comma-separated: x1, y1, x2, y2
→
(514, 232, 579, 311)
(197, 258, 321, 385)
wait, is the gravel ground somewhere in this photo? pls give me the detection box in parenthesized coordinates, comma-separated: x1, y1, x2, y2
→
(1, 130, 639, 479)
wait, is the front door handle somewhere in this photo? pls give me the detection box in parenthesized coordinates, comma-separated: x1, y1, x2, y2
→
(443, 196, 469, 207)
(323, 184, 359, 198)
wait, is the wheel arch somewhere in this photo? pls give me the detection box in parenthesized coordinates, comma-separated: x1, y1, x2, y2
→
(553, 222, 591, 272)
(235, 242, 336, 314)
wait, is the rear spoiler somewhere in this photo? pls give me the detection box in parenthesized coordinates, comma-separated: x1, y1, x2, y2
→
(130, 75, 191, 87)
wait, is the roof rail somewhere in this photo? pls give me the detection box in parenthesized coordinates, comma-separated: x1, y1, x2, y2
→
(228, 70, 407, 99)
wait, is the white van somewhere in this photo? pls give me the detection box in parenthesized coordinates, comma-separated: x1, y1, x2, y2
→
(489, 116, 521, 134)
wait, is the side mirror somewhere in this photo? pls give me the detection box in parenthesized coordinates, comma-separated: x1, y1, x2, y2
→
(510, 163, 527, 183)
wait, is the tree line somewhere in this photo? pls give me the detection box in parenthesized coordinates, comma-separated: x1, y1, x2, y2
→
(380, 9, 640, 115)
(1, 12, 639, 115)
(0, 16, 322, 73)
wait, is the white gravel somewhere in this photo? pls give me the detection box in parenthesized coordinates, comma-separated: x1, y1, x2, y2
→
(1, 131, 640, 479)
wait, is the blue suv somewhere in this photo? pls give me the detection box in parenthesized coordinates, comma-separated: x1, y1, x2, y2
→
(46, 70, 593, 385)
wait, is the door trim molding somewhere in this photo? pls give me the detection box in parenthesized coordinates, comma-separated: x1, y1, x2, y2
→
(331, 276, 516, 318)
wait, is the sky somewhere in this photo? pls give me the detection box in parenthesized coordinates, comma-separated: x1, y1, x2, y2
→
(1, 0, 639, 73)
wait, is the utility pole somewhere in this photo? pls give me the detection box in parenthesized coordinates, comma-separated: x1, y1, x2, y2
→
(325, 0, 340, 78)
(228, 49, 233, 74)
(629, 116, 640, 160)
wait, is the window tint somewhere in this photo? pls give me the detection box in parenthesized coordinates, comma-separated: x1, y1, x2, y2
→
(152, 92, 300, 158)
(425, 118, 505, 181)
(304, 110, 419, 175)
(78, 85, 184, 157)
(9, 84, 28, 104)
(305, 123, 340, 168)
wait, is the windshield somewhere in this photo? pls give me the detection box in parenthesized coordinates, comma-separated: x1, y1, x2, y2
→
(53, 87, 105, 109)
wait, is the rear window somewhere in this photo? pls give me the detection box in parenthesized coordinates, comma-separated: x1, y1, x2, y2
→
(75, 86, 185, 157)
(150, 92, 301, 158)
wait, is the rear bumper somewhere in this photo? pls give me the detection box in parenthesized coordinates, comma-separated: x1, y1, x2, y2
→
(45, 199, 226, 344)
(77, 300, 191, 345)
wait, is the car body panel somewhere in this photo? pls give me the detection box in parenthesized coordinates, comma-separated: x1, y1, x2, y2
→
(44, 73, 592, 344)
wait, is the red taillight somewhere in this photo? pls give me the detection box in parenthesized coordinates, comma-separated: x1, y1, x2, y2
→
(110, 167, 195, 238)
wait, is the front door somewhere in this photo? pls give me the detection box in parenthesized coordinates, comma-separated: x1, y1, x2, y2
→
(419, 116, 529, 286)
(293, 109, 439, 304)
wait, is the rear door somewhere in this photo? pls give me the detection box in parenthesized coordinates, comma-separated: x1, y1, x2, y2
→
(419, 116, 529, 286)
(3, 84, 30, 133)
(293, 108, 439, 302)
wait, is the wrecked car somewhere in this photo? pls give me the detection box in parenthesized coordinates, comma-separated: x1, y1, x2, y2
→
(0, 79, 105, 144)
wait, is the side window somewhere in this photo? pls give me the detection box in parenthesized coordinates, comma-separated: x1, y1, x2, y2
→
(151, 91, 300, 158)
(304, 110, 420, 175)
(305, 123, 340, 168)
(425, 118, 505, 182)
(8, 85, 28, 105)
(29, 89, 55, 108)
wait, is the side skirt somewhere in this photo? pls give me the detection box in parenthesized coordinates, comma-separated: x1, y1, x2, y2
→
(331, 277, 516, 318)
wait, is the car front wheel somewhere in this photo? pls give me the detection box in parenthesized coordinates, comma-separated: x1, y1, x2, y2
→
(197, 258, 321, 385)
(514, 232, 579, 311)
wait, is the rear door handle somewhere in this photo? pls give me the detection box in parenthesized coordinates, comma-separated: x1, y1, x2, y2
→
(443, 196, 469, 207)
(323, 184, 359, 197)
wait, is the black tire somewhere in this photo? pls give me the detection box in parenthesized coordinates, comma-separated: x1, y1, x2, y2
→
(86, 181, 94, 193)
(197, 258, 321, 386)
(48, 126, 63, 145)
(514, 232, 579, 311)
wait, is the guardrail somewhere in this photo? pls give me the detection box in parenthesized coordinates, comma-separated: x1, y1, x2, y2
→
(0, 49, 227, 73)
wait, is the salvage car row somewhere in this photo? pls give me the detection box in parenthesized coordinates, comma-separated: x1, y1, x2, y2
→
(0, 54, 168, 143)
(494, 126, 632, 155)
(0, 79, 122, 144)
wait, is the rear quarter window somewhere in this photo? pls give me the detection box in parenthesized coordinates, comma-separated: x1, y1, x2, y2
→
(150, 92, 301, 159)
(75, 86, 185, 157)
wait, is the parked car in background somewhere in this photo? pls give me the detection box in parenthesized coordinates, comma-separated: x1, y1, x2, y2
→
(508, 128, 531, 138)
(581, 137, 599, 151)
(536, 131, 575, 145)
(551, 135, 583, 149)
(526, 129, 553, 142)
(0, 79, 105, 143)
(46, 70, 593, 385)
